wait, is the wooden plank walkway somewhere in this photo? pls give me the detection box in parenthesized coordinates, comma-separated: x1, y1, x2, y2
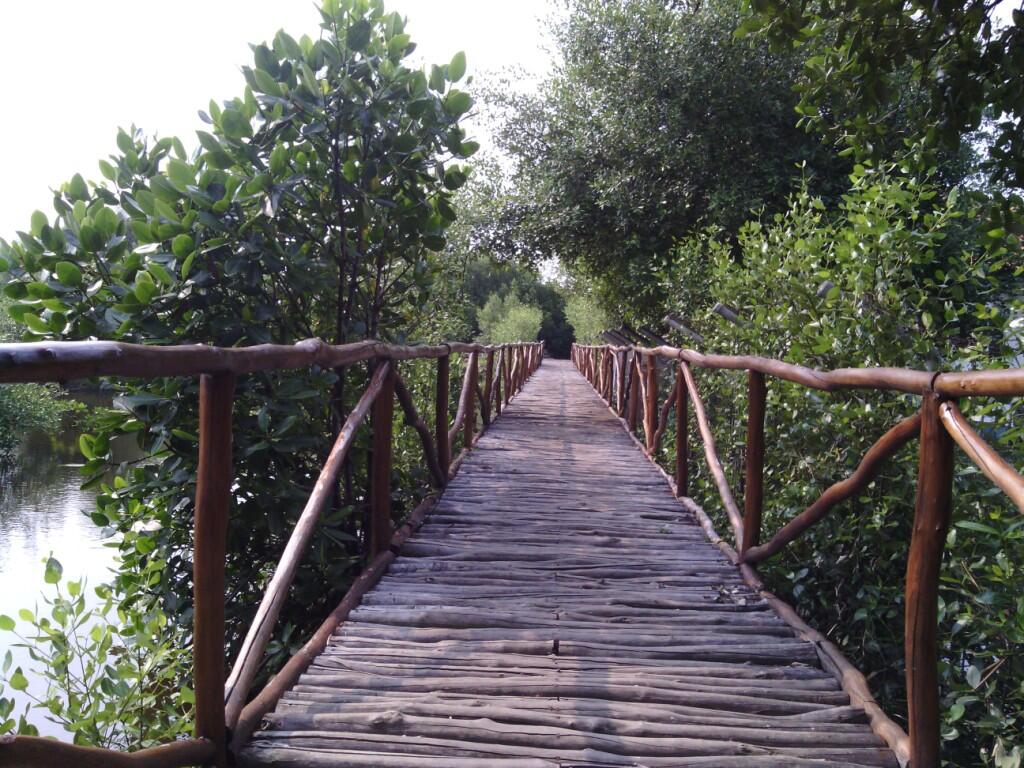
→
(239, 360, 897, 768)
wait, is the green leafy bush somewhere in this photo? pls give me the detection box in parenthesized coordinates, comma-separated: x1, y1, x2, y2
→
(638, 163, 1022, 765)
(476, 292, 542, 343)
(564, 293, 610, 344)
(0, 558, 192, 745)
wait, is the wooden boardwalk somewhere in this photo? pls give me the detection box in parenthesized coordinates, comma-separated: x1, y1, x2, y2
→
(240, 360, 897, 768)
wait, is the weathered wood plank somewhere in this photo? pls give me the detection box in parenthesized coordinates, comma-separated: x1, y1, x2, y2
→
(240, 361, 896, 768)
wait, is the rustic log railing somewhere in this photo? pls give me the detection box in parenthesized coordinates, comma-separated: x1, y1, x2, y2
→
(0, 338, 543, 768)
(572, 341, 1024, 768)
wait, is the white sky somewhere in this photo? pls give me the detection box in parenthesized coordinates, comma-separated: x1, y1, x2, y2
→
(0, 0, 554, 237)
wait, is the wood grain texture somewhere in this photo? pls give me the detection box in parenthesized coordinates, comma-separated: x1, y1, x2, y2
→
(226, 363, 390, 727)
(193, 372, 235, 768)
(239, 361, 897, 768)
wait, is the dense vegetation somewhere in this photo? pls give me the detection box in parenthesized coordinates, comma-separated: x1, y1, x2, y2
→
(0, 0, 1021, 764)
(485, 1, 1022, 765)
(0, 0, 545, 743)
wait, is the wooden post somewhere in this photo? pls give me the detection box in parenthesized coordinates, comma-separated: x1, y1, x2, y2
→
(742, 371, 766, 554)
(675, 363, 688, 497)
(435, 354, 450, 479)
(482, 349, 495, 426)
(617, 351, 627, 415)
(464, 352, 478, 447)
(495, 350, 503, 416)
(905, 392, 955, 768)
(369, 362, 395, 559)
(627, 352, 640, 433)
(193, 372, 235, 768)
(503, 347, 512, 406)
(603, 350, 613, 403)
(644, 353, 658, 453)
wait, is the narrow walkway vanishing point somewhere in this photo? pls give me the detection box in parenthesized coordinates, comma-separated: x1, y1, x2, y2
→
(241, 360, 897, 768)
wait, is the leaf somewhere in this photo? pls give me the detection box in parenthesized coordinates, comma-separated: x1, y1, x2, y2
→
(166, 159, 194, 190)
(429, 64, 446, 93)
(965, 664, 982, 689)
(66, 173, 88, 201)
(134, 276, 159, 304)
(220, 109, 252, 140)
(955, 520, 1000, 536)
(172, 234, 195, 259)
(252, 67, 283, 97)
(180, 251, 197, 279)
(444, 91, 472, 116)
(9, 669, 27, 692)
(346, 20, 371, 51)
(148, 262, 174, 286)
(44, 557, 63, 585)
(448, 51, 466, 82)
(30, 210, 48, 238)
(0, 616, 14, 631)
(55, 261, 83, 286)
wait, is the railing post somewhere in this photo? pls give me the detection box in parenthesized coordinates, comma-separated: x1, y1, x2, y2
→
(742, 371, 766, 554)
(906, 391, 955, 768)
(603, 349, 613, 403)
(617, 350, 624, 413)
(464, 351, 478, 447)
(482, 349, 495, 426)
(519, 346, 526, 391)
(644, 353, 658, 453)
(194, 372, 235, 768)
(435, 353, 450, 479)
(503, 346, 512, 406)
(495, 350, 504, 416)
(369, 361, 395, 558)
(675, 362, 688, 497)
(627, 352, 640, 433)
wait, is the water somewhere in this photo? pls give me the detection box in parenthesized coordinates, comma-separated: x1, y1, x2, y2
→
(0, 393, 124, 737)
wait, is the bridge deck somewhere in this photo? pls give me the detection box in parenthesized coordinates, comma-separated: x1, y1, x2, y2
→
(240, 360, 896, 768)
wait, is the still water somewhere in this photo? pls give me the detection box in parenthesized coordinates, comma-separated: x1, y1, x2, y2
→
(0, 394, 121, 736)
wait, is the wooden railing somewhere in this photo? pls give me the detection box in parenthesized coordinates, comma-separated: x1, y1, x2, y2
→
(0, 338, 544, 768)
(572, 342, 1024, 768)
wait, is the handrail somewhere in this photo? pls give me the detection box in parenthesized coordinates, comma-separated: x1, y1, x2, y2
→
(574, 342, 1024, 396)
(0, 337, 544, 768)
(0, 339, 525, 384)
(572, 340, 1024, 768)
(222, 361, 391, 728)
(742, 412, 923, 564)
(939, 401, 1024, 513)
(679, 361, 745, 549)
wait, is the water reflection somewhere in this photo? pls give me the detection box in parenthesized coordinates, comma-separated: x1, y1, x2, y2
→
(0, 391, 125, 737)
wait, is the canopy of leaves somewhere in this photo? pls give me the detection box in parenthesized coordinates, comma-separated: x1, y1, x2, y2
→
(485, 0, 853, 309)
(475, 292, 543, 344)
(741, 0, 1024, 186)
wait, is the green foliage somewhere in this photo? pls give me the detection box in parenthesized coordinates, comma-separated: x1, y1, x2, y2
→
(0, 300, 72, 459)
(427, 157, 574, 356)
(476, 293, 542, 344)
(564, 293, 611, 345)
(640, 165, 1023, 766)
(485, 0, 853, 309)
(0, 559, 192, 746)
(741, 0, 1024, 186)
(0, 0, 477, 732)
